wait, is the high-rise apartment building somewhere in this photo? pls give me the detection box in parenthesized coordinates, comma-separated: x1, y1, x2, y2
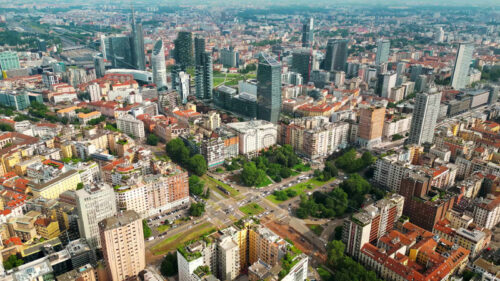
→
(407, 90, 442, 145)
(117, 114, 145, 139)
(174, 31, 194, 70)
(193, 36, 213, 100)
(342, 194, 405, 259)
(434, 26, 445, 43)
(257, 53, 281, 123)
(130, 9, 146, 70)
(323, 39, 348, 72)
(357, 106, 386, 148)
(99, 210, 145, 281)
(75, 183, 117, 248)
(0, 51, 20, 71)
(375, 39, 390, 65)
(399, 173, 455, 231)
(152, 39, 167, 89)
(221, 47, 238, 68)
(301, 17, 314, 48)
(451, 43, 474, 90)
(291, 49, 312, 83)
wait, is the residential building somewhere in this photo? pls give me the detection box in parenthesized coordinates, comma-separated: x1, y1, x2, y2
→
(399, 173, 456, 231)
(194, 37, 213, 100)
(342, 194, 405, 259)
(433, 219, 488, 258)
(221, 47, 238, 68)
(56, 264, 96, 281)
(408, 90, 442, 145)
(359, 222, 469, 281)
(201, 111, 221, 131)
(174, 31, 194, 70)
(201, 138, 225, 168)
(357, 106, 386, 148)
(117, 114, 145, 139)
(374, 154, 413, 192)
(257, 53, 281, 123)
(75, 183, 118, 248)
(77, 111, 102, 125)
(99, 210, 145, 281)
(278, 117, 349, 160)
(451, 43, 474, 90)
(473, 195, 500, 229)
(30, 170, 82, 199)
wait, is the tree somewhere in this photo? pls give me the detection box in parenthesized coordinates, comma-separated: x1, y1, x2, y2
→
(189, 175, 205, 196)
(142, 220, 152, 239)
(187, 154, 207, 176)
(189, 202, 205, 217)
(166, 138, 190, 164)
(334, 226, 343, 241)
(327, 240, 345, 268)
(0, 123, 14, 132)
(273, 190, 288, 201)
(280, 167, 292, 178)
(241, 162, 260, 186)
(285, 189, 297, 198)
(76, 183, 84, 190)
(3, 255, 23, 270)
(160, 253, 178, 277)
(146, 134, 160, 146)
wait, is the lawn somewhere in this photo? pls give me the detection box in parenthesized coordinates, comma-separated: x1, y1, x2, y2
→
(256, 175, 273, 188)
(266, 177, 335, 204)
(203, 175, 239, 197)
(307, 224, 324, 236)
(213, 76, 226, 87)
(157, 224, 170, 233)
(293, 163, 311, 172)
(239, 203, 265, 216)
(151, 222, 215, 255)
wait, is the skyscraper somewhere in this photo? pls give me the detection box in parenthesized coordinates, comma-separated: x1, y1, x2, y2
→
(94, 56, 105, 78)
(434, 27, 445, 43)
(75, 183, 117, 248)
(194, 37, 213, 100)
(194, 37, 206, 66)
(106, 36, 133, 69)
(174, 31, 194, 70)
(376, 72, 397, 98)
(301, 17, 314, 48)
(130, 8, 146, 70)
(172, 65, 190, 104)
(375, 39, 390, 65)
(323, 39, 348, 72)
(357, 106, 386, 148)
(451, 43, 474, 90)
(152, 39, 167, 89)
(291, 49, 312, 83)
(257, 53, 281, 123)
(407, 90, 442, 145)
(99, 210, 145, 281)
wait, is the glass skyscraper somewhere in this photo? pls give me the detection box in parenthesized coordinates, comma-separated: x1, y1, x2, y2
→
(152, 39, 167, 89)
(323, 39, 348, 72)
(375, 39, 390, 65)
(292, 49, 312, 83)
(257, 53, 281, 123)
(130, 9, 146, 70)
(301, 18, 314, 48)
